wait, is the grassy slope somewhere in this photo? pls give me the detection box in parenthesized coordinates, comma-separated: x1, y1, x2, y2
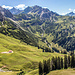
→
(18, 19, 67, 52)
(47, 68, 75, 75)
(0, 33, 65, 75)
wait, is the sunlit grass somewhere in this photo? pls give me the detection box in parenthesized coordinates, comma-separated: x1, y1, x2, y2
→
(0, 33, 65, 75)
(47, 68, 75, 75)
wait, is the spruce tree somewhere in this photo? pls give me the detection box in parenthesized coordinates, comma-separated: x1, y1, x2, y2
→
(51, 57, 55, 70)
(67, 55, 70, 67)
(57, 56, 61, 69)
(71, 55, 74, 68)
(43, 60, 47, 74)
(61, 58, 63, 69)
(46, 58, 50, 73)
(39, 61, 43, 75)
(64, 55, 68, 69)
(74, 55, 75, 68)
(55, 57, 57, 70)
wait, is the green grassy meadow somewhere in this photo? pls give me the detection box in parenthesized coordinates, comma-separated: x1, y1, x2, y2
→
(47, 68, 75, 75)
(0, 33, 65, 75)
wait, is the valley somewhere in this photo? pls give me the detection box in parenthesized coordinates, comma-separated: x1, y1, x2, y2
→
(0, 4, 75, 75)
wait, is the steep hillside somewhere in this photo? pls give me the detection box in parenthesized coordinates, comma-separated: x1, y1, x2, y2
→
(15, 15, 75, 52)
(52, 16, 75, 51)
(15, 13, 34, 20)
(0, 6, 13, 18)
(0, 12, 4, 21)
(0, 33, 64, 74)
(0, 18, 39, 46)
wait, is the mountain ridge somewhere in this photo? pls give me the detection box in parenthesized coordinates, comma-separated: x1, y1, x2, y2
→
(0, 5, 75, 52)
(0, 6, 13, 18)
(9, 7, 23, 15)
(66, 12, 75, 16)
(22, 5, 59, 20)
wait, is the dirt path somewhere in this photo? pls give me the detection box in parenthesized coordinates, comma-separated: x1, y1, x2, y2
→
(44, 40, 51, 48)
(41, 25, 51, 48)
(27, 27, 34, 34)
(41, 25, 45, 37)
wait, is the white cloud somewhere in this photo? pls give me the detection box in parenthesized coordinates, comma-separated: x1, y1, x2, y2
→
(73, 9, 75, 13)
(15, 4, 27, 10)
(61, 12, 68, 15)
(69, 8, 72, 11)
(61, 13, 65, 15)
(43, 7, 48, 9)
(60, 8, 73, 15)
(2, 5, 13, 9)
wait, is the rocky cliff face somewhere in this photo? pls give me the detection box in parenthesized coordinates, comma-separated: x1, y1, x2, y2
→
(9, 7, 23, 15)
(0, 12, 4, 21)
(0, 6, 13, 18)
(21, 5, 59, 20)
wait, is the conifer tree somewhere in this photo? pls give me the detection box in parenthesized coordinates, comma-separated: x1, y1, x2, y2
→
(39, 61, 43, 75)
(67, 55, 70, 67)
(55, 57, 57, 70)
(61, 58, 63, 69)
(71, 55, 74, 68)
(43, 60, 48, 74)
(46, 58, 50, 73)
(71, 50, 74, 56)
(51, 57, 55, 70)
(57, 56, 61, 69)
(74, 55, 75, 68)
(64, 55, 68, 69)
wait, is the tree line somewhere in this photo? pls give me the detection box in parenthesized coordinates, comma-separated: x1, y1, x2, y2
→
(39, 54, 75, 75)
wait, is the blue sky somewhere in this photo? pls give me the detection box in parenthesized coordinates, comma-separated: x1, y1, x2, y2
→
(0, 0, 75, 15)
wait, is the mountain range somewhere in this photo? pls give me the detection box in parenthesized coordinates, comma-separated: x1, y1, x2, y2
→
(9, 6, 75, 17)
(0, 5, 75, 52)
(0, 6, 13, 18)
(9, 5, 59, 21)
(66, 12, 75, 16)
(0, 4, 75, 75)
(9, 7, 23, 15)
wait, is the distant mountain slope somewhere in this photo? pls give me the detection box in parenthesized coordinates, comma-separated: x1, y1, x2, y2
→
(17, 15, 75, 51)
(66, 12, 75, 16)
(0, 12, 4, 21)
(9, 7, 23, 15)
(1, 5, 75, 52)
(22, 6, 33, 14)
(0, 18, 39, 47)
(15, 13, 34, 20)
(0, 6, 13, 18)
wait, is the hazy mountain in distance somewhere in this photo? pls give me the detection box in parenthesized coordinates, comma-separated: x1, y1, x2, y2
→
(66, 12, 75, 16)
(21, 5, 59, 20)
(21, 6, 33, 14)
(0, 6, 13, 18)
(9, 7, 23, 15)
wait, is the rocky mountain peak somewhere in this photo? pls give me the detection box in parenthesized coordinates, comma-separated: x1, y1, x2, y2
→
(66, 12, 75, 16)
(9, 7, 23, 15)
(0, 6, 13, 18)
